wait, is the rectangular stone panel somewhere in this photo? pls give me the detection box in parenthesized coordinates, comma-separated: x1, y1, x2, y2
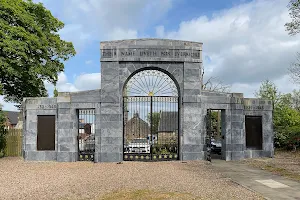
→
(100, 137, 123, 145)
(231, 151, 244, 160)
(182, 144, 204, 152)
(57, 152, 77, 162)
(226, 144, 245, 151)
(100, 114, 121, 122)
(57, 122, 73, 129)
(184, 69, 201, 82)
(182, 95, 201, 103)
(183, 129, 202, 137)
(45, 151, 57, 161)
(182, 152, 205, 161)
(58, 114, 72, 121)
(58, 109, 71, 114)
(100, 128, 123, 137)
(184, 89, 200, 95)
(25, 151, 45, 161)
(183, 135, 204, 145)
(231, 121, 244, 129)
(101, 145, 122, 153)
(99, 152, 122, 162)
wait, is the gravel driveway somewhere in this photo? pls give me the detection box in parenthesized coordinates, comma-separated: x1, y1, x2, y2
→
(0, 157, 262, 200)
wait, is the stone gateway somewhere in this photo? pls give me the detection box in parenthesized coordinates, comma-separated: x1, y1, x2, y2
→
(22, 39, 274, 162)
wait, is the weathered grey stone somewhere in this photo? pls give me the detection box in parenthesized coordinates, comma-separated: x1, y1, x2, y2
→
(58, 108, 71, 114)
(25, 151, 45, 161)
(57, 152, 77, 162)
(58, 137, 75, 144)
(182, 144, 204, 152)
(57, 122, 73, 129)
(100, 137, 123, 145)
(100, 114, 122, 122)
(57, 129, 74, 137)
(23, 38, 274, 162)
(101, 145, 123, 153)
(45, 151, 57, 160)
(25, 144, 36, 151)
(58, 114, 72, 121)
(70, 90, 101, 103)
(99, 152, 122, 162)
(100, 128, 123, 137)
(182, 152, 205, 160)
(184, 89, 200, 95)
(226, 144, 245, 151)
(263, 143, 274, 151)
(231, 151, 244, 160)
(183, 135, 204, 145)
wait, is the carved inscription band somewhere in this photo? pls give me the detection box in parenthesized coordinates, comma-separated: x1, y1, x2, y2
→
(101, 49, 201, 59)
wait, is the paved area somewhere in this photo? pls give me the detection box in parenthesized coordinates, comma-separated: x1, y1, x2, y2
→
(211, 159, 300, 200)
(0, 157, 261, 200)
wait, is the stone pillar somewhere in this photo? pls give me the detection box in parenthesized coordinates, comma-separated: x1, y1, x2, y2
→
(57, 94, 77, 162)
(182, 62, 203, 160)
(98, 62, 123, 162)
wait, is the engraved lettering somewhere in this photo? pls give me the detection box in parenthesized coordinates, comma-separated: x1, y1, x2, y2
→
(121, 51, 135, 56)
(161, 51, 172, 57)
(102, 50, 112, 57)
(140, 51, 157, 57)
(37, 104, 57, 109)
(244, 105, 264, 110)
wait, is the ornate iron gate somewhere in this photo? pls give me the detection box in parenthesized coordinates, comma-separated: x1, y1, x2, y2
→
(123, 69, 180, 161)
(123, 96, 179, 161)
(206, 109, 212, 162)
(77, 109, 95, 161)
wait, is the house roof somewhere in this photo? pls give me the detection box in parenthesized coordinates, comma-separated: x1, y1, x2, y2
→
(158, 112, 178, 132)
(79, 123, 92, 129)
(3, 111, 19, 125)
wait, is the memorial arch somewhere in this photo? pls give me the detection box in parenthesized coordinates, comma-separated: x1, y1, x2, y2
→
(22, 39, 274, 162)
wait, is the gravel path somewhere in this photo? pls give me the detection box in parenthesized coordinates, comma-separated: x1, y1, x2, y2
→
(0, 157, 262, 200)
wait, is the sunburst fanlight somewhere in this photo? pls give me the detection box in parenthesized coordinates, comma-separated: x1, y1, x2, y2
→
(125, 70, 178, 96)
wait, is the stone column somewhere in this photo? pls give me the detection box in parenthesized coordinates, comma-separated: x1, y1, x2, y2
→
(98, 62, 123, 162)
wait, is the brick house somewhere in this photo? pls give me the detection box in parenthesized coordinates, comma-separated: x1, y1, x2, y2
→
(3, 111, 19, 129)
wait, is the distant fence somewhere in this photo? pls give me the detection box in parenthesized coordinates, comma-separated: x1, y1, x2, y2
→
(5, 129, 22, 157)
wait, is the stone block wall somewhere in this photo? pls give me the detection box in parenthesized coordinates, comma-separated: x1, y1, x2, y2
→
(23, 90, 101, 162)
(22, 39, 274, 162)
(243, 98, 274, 158)
(23, 97, 58, 161)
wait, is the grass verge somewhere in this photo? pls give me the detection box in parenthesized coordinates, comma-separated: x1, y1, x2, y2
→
(243, 150, 300, 182)
(98, 189, 200, 200)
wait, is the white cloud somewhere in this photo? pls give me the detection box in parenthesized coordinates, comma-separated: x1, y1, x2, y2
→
(46, 72, 101, 96)
(74, 73, 101, 91)
(108, 28, 138, 40)
(85, 60, 93, 65)
(41, 0, 172, 51)
(157, 0, 300, 97)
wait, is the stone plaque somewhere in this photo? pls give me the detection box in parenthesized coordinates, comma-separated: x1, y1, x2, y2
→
(244, 105, 264, 110)
(37, 104, 57, 109)
(101, 49, 201, 59)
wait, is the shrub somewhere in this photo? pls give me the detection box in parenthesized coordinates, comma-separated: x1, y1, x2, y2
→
(0, 129, 6, 157)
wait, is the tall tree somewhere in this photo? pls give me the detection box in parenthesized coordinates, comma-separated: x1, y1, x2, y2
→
(254, 79, 280, 109)
(0, 0, 76, 107)
(285, 0, 300, 83)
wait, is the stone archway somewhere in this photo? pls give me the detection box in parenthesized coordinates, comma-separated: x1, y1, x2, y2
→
(99, 39, 203, 162)
(122, 69, 180, 161)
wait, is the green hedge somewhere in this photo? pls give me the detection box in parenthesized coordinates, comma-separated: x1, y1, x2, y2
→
(274, 126, 300, 150)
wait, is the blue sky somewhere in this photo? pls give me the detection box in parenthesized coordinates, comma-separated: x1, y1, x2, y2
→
(1, 0, 300, 111)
